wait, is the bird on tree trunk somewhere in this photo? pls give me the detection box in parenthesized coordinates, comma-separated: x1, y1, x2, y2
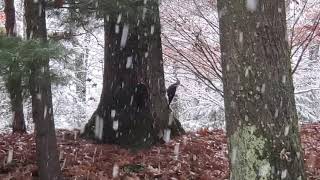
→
(167, 80, 180, 105)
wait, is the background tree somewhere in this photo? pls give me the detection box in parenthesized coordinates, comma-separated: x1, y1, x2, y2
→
(3, 0, 26, 133)
(288, 0, 320, 121)
(217, 0, 305, 179)
(4, 0, 15, 36)
(46, 2, 97, 128)
(24, 0, 62, 179)
(82, 0, 184, 148)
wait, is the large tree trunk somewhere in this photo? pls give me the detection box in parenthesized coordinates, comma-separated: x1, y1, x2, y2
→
(4, 0, 26, 133)
(217, 0, 306, 179)
(82, 0, 184, 148)
(25, 0, 62, 179)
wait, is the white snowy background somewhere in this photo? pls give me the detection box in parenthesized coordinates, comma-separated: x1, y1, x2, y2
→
(0, 0, 319, 132)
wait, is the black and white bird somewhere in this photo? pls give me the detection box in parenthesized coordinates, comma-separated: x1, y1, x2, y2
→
(167, 80, 180, 105)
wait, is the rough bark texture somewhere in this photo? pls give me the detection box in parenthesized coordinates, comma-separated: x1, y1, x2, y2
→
(82, 0, 184, 148)
(4, 0, 26, 133)
(4, 0, 15, 36)
(25, 0, 62, 179)
(217, 0, 306, 179)
(6, 67, 26, 133)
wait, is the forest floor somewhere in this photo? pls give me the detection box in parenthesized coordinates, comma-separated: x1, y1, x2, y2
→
(0, 123, 319, 180)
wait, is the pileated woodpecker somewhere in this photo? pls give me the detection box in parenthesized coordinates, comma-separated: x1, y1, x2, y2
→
(167, 80, 180, 105)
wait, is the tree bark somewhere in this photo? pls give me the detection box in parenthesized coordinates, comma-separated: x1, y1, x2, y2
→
(217, 0, 306, 179)
(25, 0, 62, 179)
(82, 0, 184, 148)
(4, 0, 26, 133)
(4, 0, 15, 36)
(75, 48, 88, 102)
(6, 68, 26, 133)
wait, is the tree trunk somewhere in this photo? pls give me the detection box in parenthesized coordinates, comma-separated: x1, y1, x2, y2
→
(82, 0, 184, 148)
(217, 0, 306, 179)
(4, 0, 26, 133)
(75, 48, 88, 102)
(6, 68, 26, 133)
(4, 0, 15, 36)
(25, 0, 62, 179)
(75, 45, 88, 124)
